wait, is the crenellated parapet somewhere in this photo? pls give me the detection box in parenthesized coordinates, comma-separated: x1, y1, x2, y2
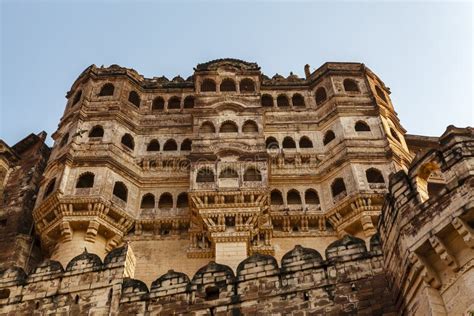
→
(0, 235, 396, 315)
(379, 126, 474, 315)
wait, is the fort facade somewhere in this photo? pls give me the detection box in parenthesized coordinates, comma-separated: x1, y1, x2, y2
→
(0, 59, 472, 315)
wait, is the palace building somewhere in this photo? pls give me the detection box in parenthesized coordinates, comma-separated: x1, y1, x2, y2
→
(0, 59, 472, 315)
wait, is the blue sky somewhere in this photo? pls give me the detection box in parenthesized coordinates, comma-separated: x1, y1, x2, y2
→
(1, 1, 472, 146)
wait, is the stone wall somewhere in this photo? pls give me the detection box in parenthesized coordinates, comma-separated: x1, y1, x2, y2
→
(0, 235, 396, 315)
(0, 132, 50, 272)
(379, 126, 474, 315)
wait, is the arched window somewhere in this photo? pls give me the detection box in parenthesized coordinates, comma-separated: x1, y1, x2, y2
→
(196, 168, 214, 183)
(299, 136, 313, 148)
(163, 139, 178, 151)
(266, 137, 279, 149)
(219, 167, 238, 179)
(72, 90, 82, 106)
(270, 190, 283, 205)
(244, 167, 262, 181)
(282, 137, 296, 149)
(200, 122, 216, 134)
(76, 172, 94, 188)
(168, 96, 181, 110)
(152, 97, 165, 110)
(220, 78, 236, 92)
(147, 139, 160, 152)
(128, 91, 140, 107)
(416, 162, 446, 202)
(375, 85, 387, 102)
(390, 128, 401, 143)
(44, 178, 56, 198)
(366, 168, 384, 184)
(177, 192, 188, 208)
(158, 193, 173, 210)
(181, 139, 192, 151)
(315, 87, 327, 105)
(261, 94, 273, 107)
(113, 181, 128, 202)
(355, 121, 371, 132)
(331, 178, 347, 199)
(277, 95, 290, 107)
(59, 133, 69, 147)
(219, 121, 238, 133)
(323, 130, 335, 145)
(305, 189, 320, 205)
(240, 78, 255, 92)
(89, 126, 104, 138)
(99, 83, 114, 96)
(140, 193, 155, 209)
(201, 79, 216, 92)
(287, 190, 301, 204)
(242, 120, 258, 133)
(183, 96, 194, 109)
(121, 134, 134, 150)
(292, 94, 305, 107)
(343, 79, 359, 92)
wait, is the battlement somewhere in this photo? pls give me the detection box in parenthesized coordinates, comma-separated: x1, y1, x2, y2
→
(379, 126, 474, 315)
(0, 235, 397, 315)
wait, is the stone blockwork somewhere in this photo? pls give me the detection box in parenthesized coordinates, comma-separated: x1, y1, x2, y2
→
(1, 58, 473, 314)
(0, 236, 397, 315)
(379, 126, 474, 315)
(0, 132, 50, 272)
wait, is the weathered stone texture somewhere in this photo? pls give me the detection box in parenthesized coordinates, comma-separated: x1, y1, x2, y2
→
(0, 59, 473, 314)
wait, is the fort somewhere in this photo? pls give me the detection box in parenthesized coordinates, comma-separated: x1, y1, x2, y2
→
(0, 59, 472, 315)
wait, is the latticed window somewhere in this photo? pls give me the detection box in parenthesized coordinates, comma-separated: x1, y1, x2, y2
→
(220, 122, 238, 133)
(219, 168, 238, 179)
(244, 167, 262, 181)
(196, 168, 214, 183)
(200, 122, 215, 134)
(242, 120, 258, 133)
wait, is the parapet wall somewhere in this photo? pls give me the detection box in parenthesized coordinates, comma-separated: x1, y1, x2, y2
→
(379, 126, 474, 315)
(0, 235, 396, 315)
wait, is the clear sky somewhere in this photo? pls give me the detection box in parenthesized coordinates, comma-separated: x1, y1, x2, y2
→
(1, 1, 472, 146)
